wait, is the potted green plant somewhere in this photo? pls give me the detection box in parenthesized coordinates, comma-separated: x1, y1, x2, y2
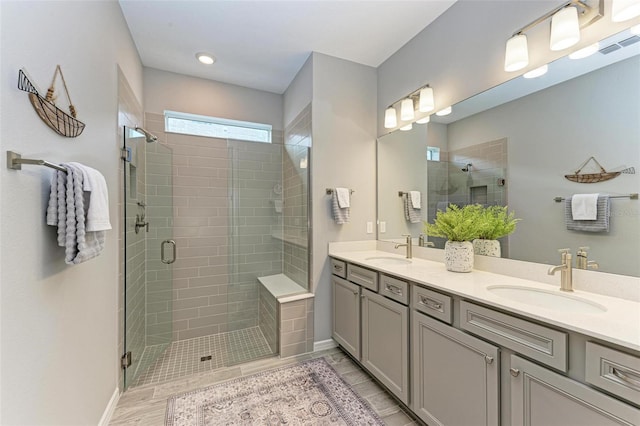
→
(473, 206, 520, 258)
(423, 204, 484, 272)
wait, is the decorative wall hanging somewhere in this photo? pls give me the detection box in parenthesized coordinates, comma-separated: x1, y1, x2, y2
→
(564, 156, 635, 183)
(18, 66, 85, 137)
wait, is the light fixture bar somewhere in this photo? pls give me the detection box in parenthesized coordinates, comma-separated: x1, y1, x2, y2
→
(386, 83, 433, 113)
(512, 0, 602, 37)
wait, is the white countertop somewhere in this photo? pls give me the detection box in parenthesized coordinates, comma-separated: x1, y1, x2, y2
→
(329, 248, 640, 353)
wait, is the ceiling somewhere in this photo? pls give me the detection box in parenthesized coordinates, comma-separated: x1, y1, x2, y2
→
(118, 0, 457, 94)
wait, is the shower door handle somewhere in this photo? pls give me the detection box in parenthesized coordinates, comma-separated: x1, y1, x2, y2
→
(161, 239, 176, 264)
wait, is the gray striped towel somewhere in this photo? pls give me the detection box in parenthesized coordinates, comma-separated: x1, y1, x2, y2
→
(332, 192, 349, 224)
(404, 193, 421, 224)
(47, 164, 106, 264)
(565, 195, 610, 232)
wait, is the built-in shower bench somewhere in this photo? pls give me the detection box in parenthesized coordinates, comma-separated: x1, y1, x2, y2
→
(257, 274, 314, 358)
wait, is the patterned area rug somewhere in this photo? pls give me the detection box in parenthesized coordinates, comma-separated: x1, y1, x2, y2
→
(165, 358, 384, 425)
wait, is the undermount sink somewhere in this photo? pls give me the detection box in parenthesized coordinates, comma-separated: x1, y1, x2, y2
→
(364, 256, 412, 265)
(487, 285, 607, 314)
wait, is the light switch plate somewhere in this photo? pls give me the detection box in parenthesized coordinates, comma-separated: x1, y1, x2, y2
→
(380, 221, 386, 233)
(366, 222, 373, 233)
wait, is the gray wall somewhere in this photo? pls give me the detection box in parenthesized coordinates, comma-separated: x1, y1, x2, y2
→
(0, 1, 143, 424)
(447, 57, 640, 276)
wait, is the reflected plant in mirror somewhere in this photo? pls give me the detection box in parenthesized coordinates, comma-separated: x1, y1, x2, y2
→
(377, 27, 640, 277)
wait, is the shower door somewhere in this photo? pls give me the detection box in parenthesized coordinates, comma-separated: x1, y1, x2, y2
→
(123, 127, 174, 389)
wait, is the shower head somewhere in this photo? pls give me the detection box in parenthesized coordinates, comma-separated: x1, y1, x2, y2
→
(461, 163, 472, 172)
(135, 126, 158, 143)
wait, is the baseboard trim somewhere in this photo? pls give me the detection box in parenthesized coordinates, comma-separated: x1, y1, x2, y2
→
(98, 387, 120, 426)
(314, 339, 337, 352)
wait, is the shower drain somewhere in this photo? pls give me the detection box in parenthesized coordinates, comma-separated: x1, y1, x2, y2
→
(200, 355, 212, 362)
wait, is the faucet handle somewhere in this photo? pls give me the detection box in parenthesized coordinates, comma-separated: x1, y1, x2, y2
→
(558, 248, 571, 254)
(578, 246, 590, 251)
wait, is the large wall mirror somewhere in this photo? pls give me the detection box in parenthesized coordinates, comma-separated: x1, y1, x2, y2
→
(377, 27, 640, 277)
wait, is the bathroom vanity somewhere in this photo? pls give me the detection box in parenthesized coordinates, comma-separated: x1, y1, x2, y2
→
(329, 243, 640, 425)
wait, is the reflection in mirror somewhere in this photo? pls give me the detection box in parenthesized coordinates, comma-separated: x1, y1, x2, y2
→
(377, 27, 640, 277)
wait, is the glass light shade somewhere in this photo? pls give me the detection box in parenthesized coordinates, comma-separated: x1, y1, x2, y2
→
(504, 34, 529, 72)
(400, 98, 415, 121)
(418, 87, 435, 112)
(400, 123, 413, 131)
(436, 106, 452, 116)
(384, 107, 397, 128)
(550, 7, 580, 51)
(523, 64, 549, 79)
(569, 43, 600, 59)
(196, 52, 216, 65)
(416, 115, 431, 124)
(612, 0, 640, 22)
(632, 24, 640, 35)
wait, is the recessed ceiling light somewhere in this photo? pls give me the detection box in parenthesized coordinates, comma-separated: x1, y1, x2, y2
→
(523, 64, 549, 79)
(569, 43, 600, 59)
(196, 52, 216, 65)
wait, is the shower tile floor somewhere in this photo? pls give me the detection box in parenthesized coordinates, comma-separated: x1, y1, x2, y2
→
(131, 326, 273, 387)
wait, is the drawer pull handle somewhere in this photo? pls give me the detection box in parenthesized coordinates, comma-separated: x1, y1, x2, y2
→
(419, 296, 443, 310)
(385, 284, 403, 296)
(510, 368, 520, 377)
(612, 368, 640, 390)
(334, 264, 343, 271)
(485, 355, 494, 364)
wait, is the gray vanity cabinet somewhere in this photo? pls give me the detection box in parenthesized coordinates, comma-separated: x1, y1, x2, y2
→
(361, 288, 409, 404)
(412, 310, 500, 426)
(510, 355, 640, 426)
(331, 275, 361, 359)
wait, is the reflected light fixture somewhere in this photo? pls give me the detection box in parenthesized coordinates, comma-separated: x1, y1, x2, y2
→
(196, 52, 216, 65)
(612, 0, 640, 22)
(435, 106, 452, 116)
(523, 64, 549, 79)
(418, 86, 435, 112)
(550, 6, 581, 51)
(631, 24, 640, 34)
(504, 34, 529, 72)
(400, 98, 415, 121)
(416, 115, 431, 124)
(384, 106, 397, 129)
(504, 0, 603, 72)
(569, 42, 600, 59)
(400, 123, 413, 131)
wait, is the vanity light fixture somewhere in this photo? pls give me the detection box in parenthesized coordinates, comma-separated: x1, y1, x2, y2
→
(196, 52, 216, 65)
(569, 42, 600, 59)
(435, 106, 452, 116)
(612, 0, 640, 22)
(384, 106, 398, 129)
(523, 64, 549, 79)
(400, 98, 415, 121)
(416, 115, 431, 124)
(400, 123, 413, 131)
(503, 0, 603, 72)
(418, 86, 435, 112)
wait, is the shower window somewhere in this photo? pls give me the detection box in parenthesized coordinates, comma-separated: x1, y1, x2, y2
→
(164, 110, 272, 143)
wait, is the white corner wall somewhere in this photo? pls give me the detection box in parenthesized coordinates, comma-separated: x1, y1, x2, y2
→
(284, 55, 313, 128)
(0, 2, 143, 424)
(310, 53, 377, 341)
(377, 0, 640, 136)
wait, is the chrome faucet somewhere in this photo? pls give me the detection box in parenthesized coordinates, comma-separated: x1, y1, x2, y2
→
(576, 246, 599, 270)
(548, 249, 573, 292)
(395, 234, 413, 259)
(418, 234, 435, 248)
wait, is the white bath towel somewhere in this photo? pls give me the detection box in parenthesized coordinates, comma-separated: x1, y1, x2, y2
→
(565, 195, 610, 232)
(69, 162, 111, 231)
(335, 187, 351, 208)
(332, 192, 350, 224)
(404, 193, 421, 224)
(46, 164, 106, 264)
(409, 191, 421, 209)
(571, 193, 599, 220)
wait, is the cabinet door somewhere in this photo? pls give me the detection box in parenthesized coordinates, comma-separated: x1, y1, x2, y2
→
(510, 355, 640, 426)
(332, 275, 360, 359)
(361, 289, 409, 404)
(412, 311, 500, 426)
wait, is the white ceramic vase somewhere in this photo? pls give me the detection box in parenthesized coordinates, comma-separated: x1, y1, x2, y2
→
(472, 239, 501, 258)
(444, 240, 474, 273)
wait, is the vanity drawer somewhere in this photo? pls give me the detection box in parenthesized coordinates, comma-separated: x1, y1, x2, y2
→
(379, 274, 409, 305)
(412, 285, 452, 325)
(460, 300, 568, 372)
(586, 341, 640, 405)
(330, 258, 347, 278)
(347, 263, 378, 292)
